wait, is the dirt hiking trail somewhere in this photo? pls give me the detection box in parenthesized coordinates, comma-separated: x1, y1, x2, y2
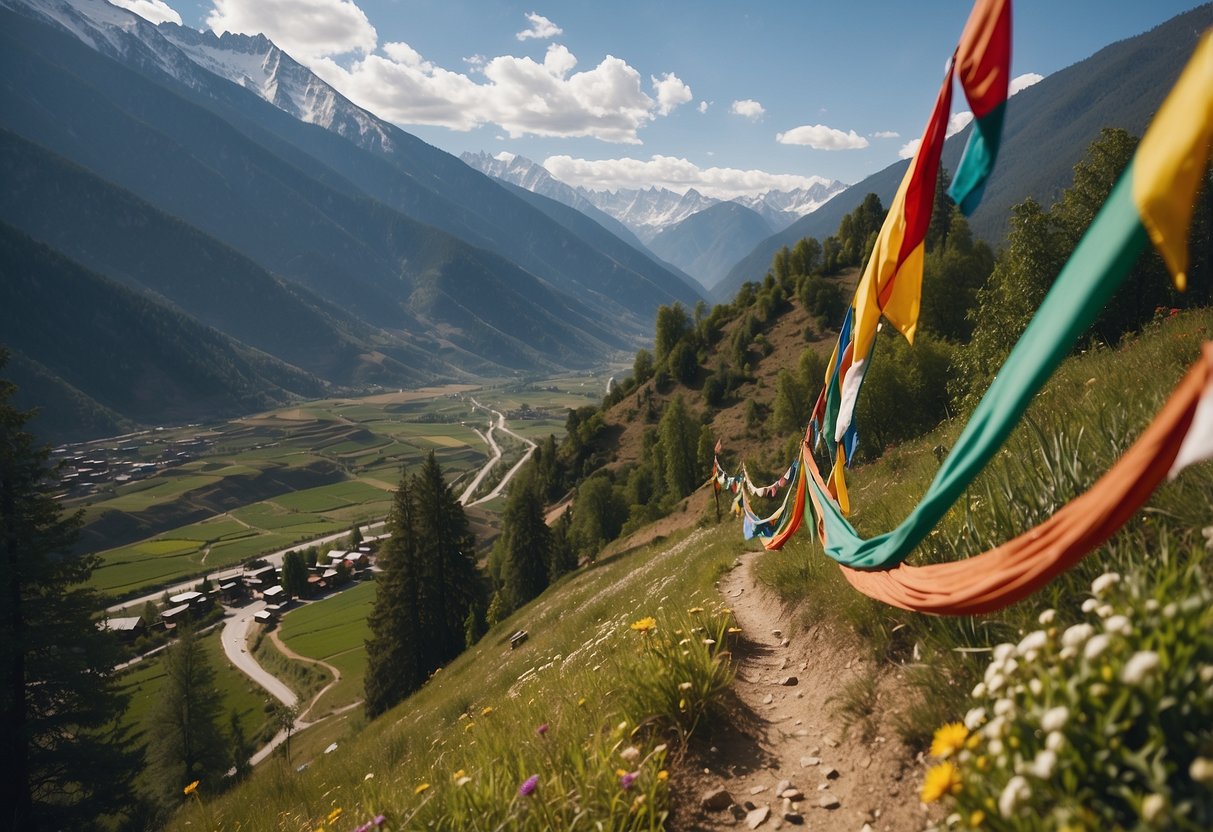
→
(672, 549, 935, 831)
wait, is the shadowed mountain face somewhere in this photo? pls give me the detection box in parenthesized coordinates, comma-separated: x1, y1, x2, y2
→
(713, 4, 1213, 302)
(0, 0, 707, 440)
(648, 202, 777, 289)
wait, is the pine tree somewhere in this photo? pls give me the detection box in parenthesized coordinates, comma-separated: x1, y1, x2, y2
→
(147, 624, 228, 807)
(363, 470, 424, 719)
(500, 474, 552, 608)
(280, 549, 309, 599)
(228, 708, 251, 781)
(659, 395, 699, 498)
(412, 452, 483, 673)
(0, 355, 142, 829)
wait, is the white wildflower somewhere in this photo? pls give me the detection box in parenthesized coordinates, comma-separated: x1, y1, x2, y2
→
(983, 715, 1006, 739)
(1145, 599, 1160, 612)
(620, 746, 641, 763)
(1121, 651, 1161, 685)
(1062, 623, 1095, 649)
(988, 738, 1004, 756)
(964, 707, 987, 730)
(1190, 757, 1213, 785)
(1091, 572, 1121, 597)
(1040, 706, 1069, 732)
(1163, 602, 1179, 619)
(1038, 608, 1057, 626)
(1104, 614, 1131, 636)
(994, 698, 1015, 717)
(1096, 604, 1114, 619)
(1201, 666, 1213, 684)
(1084, 633, 1112, 661)
(1059, 646, 1077, 661)
(1029, 749, 1057, 778)
(1081, 598, 1099, 614)
(993, 642, 1016, 662)
(1029, 678, 1043, 697)
(971, 681, 987, 699)
(998, 775, 1031, 818)
(1202, 525, 1213, 549)
(1141, 793, 1166, 824)
(1017, 630, 1048, 655)
(987, 674, 1005, 694)
(1046, 731, 1066, 752)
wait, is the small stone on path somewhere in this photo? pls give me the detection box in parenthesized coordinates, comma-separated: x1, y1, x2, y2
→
(779, 676, 799, 686)
(858, 756, 872, 769)
(824, 736, 839, 748)
(745, 806, 770, 829)
(750, 785, 768, 795)
(780, 638, 791, 647)
(819, 794, 841, 810)
(799, 756, 820, 767)
(824, 767, 839, 780)
(701, 788, 732, 812)
(763, 694, 774, 705)
(775, 779, 791, 796)
(781, 789, 804, 801)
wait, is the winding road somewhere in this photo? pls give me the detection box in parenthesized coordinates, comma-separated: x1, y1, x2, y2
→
(457, 398, 537, 506)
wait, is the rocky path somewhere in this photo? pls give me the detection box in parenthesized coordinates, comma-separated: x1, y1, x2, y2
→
(676, 550, 931, 831)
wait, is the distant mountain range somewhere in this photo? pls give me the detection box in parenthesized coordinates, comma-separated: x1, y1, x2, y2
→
(0, 0, 704, 441)
(714, 3, 1213, 302)
(461, 150, 846, 286)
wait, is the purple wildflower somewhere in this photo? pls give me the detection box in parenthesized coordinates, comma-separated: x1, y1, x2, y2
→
(354, 824, 372, 832)
(373, 815, 386, 827)
(536, 723, 549, 736)
(620, 771, 638, 790)
(519, 774, 539, 796)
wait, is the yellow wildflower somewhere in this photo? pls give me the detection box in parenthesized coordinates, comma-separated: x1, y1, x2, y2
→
(453, 769, 466, 780)
(464, 721, 475, 731)
(657, 770, 669, 781)
(921, 761, 963, 803)
(688, 607, 704, 614)
(930, 722, 969, 759)
(577, 697, 587, 707)
(480, 706, 494, 716)
(727, 627, 742, 634)
(969, 810, 986, 827)
(630, 617, 657, 633)
(183, 780, 200, 796)
(414, 783, 430, 795)
(327, 808, 343, 823)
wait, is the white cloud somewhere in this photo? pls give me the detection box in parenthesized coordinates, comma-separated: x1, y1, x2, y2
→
(313, 42, 672, 142)
(651, 73, 692, 116)
(698, 101, 709, 114)
(516, 11, 562, 41)
(776, 124, 869, 151)
(207, 0, 376, 62)
(111, 0, 182, 24)
(730, 99, 765, 120)
(898, 138, 920, 159)
(872, 130, 900, 139)
(542, 154, 836, 199)
(1010, 72, 1044, 95)
(947, 111, 974, 137)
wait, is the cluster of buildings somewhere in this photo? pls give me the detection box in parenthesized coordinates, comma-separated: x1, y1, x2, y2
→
(53, 434, 212, 498)
(103, 542, 378, 640)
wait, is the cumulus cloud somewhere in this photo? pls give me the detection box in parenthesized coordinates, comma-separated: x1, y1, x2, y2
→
(1010, 72, 1044, 95)
(898, 138, 920, 159)
(776, 124, 869, 151)
(698, 101, 709, 114)
(542, 154, 837, 199)
(651, 73, 692, 116)
(314, 42, 673, 142)
(872, 130, 900, 139)
(516, 11, 562, 41)
(947, 111, 974, 137)
(207, 0, 376, 61)
(111, 0, 181, 24)
(730, 99, 765, 120)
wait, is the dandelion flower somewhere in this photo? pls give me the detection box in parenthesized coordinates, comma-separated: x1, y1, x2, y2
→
(183, 780, 200, 796)
(930, 723, 969, 759)
(414, 784, 429, 795)
(452, 769, 466, 780)
(657, 770, 669, 781)
(921, 762, 962, 802)
(1122, 650, 1160, 685)
(630, 617, 657, 633)
(519, 774, 539, 796)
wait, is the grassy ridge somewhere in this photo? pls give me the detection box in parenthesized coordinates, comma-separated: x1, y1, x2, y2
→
(180, 519, 744, 829)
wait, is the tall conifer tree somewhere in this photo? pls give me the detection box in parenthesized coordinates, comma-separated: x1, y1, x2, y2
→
(500, 472, 551, 608)
(0, 354, 141, 829)
(364, 469, 424, 718)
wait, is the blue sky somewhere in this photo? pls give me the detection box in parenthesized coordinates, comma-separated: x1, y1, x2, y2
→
(124, 0, 1205, 196)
